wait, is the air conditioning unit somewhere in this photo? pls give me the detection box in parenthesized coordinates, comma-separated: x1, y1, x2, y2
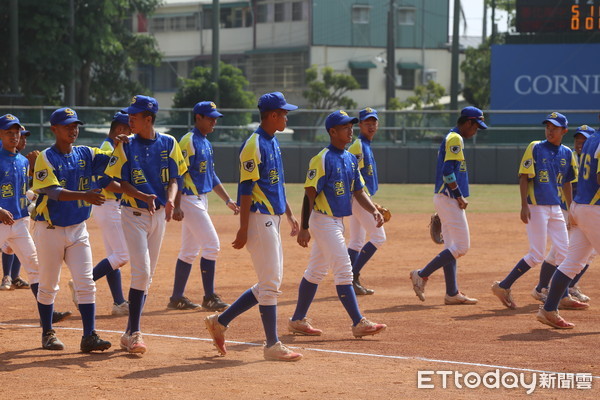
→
(424, 69, 437, 82)
(395, 75, 402, 88)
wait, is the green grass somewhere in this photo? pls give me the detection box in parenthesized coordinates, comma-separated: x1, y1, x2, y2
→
(208, 183, 521, 215)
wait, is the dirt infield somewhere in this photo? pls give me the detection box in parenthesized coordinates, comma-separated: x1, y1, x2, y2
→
(1, 211, 598, 399)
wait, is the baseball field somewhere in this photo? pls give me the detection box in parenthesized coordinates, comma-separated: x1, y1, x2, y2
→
(0, 183, 598, 399)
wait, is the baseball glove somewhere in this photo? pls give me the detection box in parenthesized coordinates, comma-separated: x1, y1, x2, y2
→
(373, 203, 391, 223)
(429, 213, 444, 244)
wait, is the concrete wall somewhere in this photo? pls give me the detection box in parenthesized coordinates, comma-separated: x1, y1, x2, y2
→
(211, 144, 527, 185)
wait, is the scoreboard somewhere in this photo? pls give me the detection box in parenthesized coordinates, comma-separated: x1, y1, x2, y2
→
(516, 0, 600, 32)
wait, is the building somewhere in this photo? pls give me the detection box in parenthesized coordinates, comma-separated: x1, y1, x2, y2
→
(134, 0, 454, 108)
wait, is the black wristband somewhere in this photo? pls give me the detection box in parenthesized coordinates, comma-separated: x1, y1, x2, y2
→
(451, 187, 462, 198)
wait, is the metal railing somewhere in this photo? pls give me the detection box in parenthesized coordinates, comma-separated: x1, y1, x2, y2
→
(1, 106, 597, 146)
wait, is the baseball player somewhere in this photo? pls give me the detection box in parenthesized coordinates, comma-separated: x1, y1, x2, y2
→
(32, 108, 113, 352)
(347, 107, 386, 295)
(492, 112, 587, 310)
(409, 107, 485, 305)
(168, 101, 238, 312)
(535, 125, 596, 304)
(536, 127, 600, 328)
(288, 110, 387, 338)
(105, 95, 187, 354)
(0, 117, 71, 323)
(204, 92, 303, 362)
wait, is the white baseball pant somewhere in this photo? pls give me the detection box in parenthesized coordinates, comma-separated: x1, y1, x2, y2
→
(178, 194, 220, 263)
(0, 218, 39, 284)
(347, 197, 386, 251)
(121, 206, 166, 293)
(545, 208, 596, 266)
(247, 213, 283, 306)
(523, 205, 568, 268)
(92, 200, 129, 269)
(434, 194, 470, 259)
(302, 211, 353, 286)
(33, 221, 95, 305)
(558, 202, 600, 278)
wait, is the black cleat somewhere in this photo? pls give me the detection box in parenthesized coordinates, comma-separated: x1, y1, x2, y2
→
(80, 331, 112, 353)
(42, 329, 65, 350)
(11, 276, 30, 289)
(353, 274, 374, 296)
(167, 296, 201, 310)
(202, 293, 230, 312)
(52, 310, 73, 324)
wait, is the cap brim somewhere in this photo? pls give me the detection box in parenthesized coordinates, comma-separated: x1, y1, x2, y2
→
(205, 110, 224, 118)
(280, 103, 299, 111)
(123, 105, 155, 115)
(476, 120, 488, 129)
(1, 122, 24, 130)
(360, 113, 378, 121)
(575, 131, 591, 138)
(21, 130, 31, 136)
(543, 119, 564, 128)
(56, 118, 84, 126)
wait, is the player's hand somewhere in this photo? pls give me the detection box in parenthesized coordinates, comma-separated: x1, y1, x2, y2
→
(287, 214, 299, 237)
(25, 150, 40, 168)
(568, 208, 577, 228)
(456, 196, 468, 209)
(172, 206, 184, 221)
(297, 228, 311, 247)
(84, 189, 105, 206)
(372, 210, 384, 227)
(113, 134, 131, 144)
(0, 209, 15, 225)
(165, 200, 175, 221)
(226, 200, 240, 215)
(520, 204, 530, 224)
(143, 194, 157, 215)
(232, 229, 247, 249)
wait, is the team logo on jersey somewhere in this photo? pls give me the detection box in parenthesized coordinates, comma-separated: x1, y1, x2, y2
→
(78, 159, 86, 168)
(199, 160, 207, 174)
(1, 183, 14, 198)
(182, 150, 188, 159)
(450, 145, 461, 154)
(36, 169, 48, 181)
(132, 169, 147, 185)
(366, 165, 374, 176)
(523, 159, 533, 169)
(59, 179, 67, 187)
(108, 156, 118, 167)
(539, 170, 549, 183)
(243, 159, 255, 172)
(334, 180, 345, 196)
(307, 169, 317, 180)
(459, 160, 467, 172)
(269, 169, 279, 185)
(560, 158, 566, 166)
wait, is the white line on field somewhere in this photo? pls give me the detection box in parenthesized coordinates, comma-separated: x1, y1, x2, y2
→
(1, 322, 598, 380)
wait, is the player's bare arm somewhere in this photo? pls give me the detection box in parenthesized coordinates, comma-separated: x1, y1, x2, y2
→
(297, 188, 316, 247)
(104, 180, 124, 193)
(232, 194, 252, 249)
(285, 200, 299, 237)
(118, 180, 157, 214)
(172, 190, 184, 221)
(353, 188, 384, 227)
(164, 177, 178, 222)
(519, 174, 530, 223)
(47, 187, 106, 206)
(213, 183, 239, 215)
(0, 208, 15, 225)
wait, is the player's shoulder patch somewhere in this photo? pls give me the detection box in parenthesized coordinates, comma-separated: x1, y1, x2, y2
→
(182, 149, 188, 159)
(243, 159, 255, 172)
(307, 169, 317, 180)
(450, 145, 461, 154)
(35, 169, 48, 181)
(108, 155, 118, 167)
(522, 158, 533, 169)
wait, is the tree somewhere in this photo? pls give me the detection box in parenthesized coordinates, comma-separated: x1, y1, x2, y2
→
(300, 65, 360, 141)
(171, 62, 255, 140)
(0, 0, 162, 106)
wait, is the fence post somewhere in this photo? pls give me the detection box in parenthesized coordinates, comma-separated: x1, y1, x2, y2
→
(39, 107, 44, 142)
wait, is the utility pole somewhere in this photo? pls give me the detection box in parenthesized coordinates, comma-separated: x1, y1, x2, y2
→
(212, 0, 220, 104)
(491, 0, 497, 43)
(66, 0, 76, 105)
(450, 0, 460, 111)
(482, 0, 487, 41)
(385, 0, 396, 132)
(9, 0, 19, 96)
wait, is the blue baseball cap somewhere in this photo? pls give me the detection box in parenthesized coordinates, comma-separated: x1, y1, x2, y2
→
(257, 92, 298, 112)
(112, 111, 130, 126)
(359, 107, 378, 121)
(574, 124, 595, 138)
(193, 101, 223, 118)
(50, 108, 84, 126)
(461, 106, 488, 129)
(325, 110, 359, 133)
(0, 114, 24, 130)
(123, 95, 159, 115)
(20, 127, 31, 137)
(543, 112, 568, 128)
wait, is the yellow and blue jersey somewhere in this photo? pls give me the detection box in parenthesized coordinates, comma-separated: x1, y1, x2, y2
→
(348, 135, 378, 196)
(238, 127, 287, 215)
(33, 145, 112, 227)
(92, 138, 120, 201)
(105, 132, 187, 209)
(574, 131, 600, 205)
(179, 128, 221, 195)
(559, 149, 581, 210)
(304, 144, 363, 218)
(0, 148, 30, 221)
(519, 140, 577, 206)
(434, 129, 470, 198)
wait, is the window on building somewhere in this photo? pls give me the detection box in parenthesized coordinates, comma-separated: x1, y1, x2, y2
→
(352, 5, 370, 24)
(202, 10, 213, 29)
(256, 3, 269, 23)
(397, 7, 416, 25)
(292, 1, 304, 21)
(397, 63, 422, 90)
(248, 51, 307, 89)
(351, 68, 369, 89)
(274, 3, 286, 22)
(150, 16, 166, 32)
(150, 14, 198, 32)
(153, 62, 178, 92)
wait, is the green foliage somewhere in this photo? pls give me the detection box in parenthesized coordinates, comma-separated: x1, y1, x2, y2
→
(171, 62, 255, 140)
(461, 36, 505, 110)
(0, 0, 162, 106)
(300, 65, 360, 141)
